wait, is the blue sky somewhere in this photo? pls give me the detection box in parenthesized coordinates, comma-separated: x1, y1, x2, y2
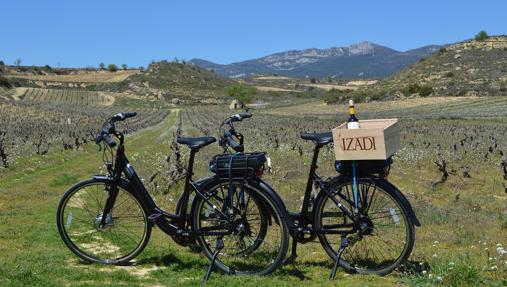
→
(1, 0, 505, 68)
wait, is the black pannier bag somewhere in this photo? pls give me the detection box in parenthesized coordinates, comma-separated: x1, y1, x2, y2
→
(335, 157, 393, 177)
(210, 152, 267, 179)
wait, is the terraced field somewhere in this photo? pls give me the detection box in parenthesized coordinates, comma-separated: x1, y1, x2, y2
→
(19, 88, 114, 106)
(8, 70, 139, 83)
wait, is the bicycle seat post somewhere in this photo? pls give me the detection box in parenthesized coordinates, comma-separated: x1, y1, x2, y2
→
(300, 144, 321, 220)
(178, 148, 197, 227)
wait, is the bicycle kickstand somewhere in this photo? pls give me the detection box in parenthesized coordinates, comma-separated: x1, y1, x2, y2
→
(203, 237, 224, 283)
(283, 237, 298, 266)
(330, 236, 349, 280)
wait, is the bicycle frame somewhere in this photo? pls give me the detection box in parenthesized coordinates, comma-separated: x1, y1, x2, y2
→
(291, 143, 359, 237)
(100, 142, 234, 237)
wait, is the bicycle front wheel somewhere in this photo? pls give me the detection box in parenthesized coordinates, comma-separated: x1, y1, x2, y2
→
(192, 179, 289, 276)
(314, 177, 415, 275)
(56, 178, 151, 264)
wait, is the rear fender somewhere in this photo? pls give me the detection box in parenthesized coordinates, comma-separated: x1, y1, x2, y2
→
(190, 177, 291, 226)
(377, 179, 421, 227)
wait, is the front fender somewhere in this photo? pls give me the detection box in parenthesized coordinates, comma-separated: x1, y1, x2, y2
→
(92, 175, 133, 190)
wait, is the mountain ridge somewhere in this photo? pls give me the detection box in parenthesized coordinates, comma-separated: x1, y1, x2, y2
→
(190, 41, 442, 78)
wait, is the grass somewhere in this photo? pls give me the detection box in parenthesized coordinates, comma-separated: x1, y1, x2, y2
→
(1, 98, 507, 286)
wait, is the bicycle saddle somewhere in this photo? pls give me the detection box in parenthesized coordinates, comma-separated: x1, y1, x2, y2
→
(300, 132, 333, 146)
(177, 136, 216, 150)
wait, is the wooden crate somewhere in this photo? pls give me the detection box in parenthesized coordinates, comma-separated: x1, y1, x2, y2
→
(332, 119, 400, 160)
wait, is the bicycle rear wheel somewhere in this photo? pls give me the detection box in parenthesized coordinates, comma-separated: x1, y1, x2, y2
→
(314, 177, 415, 275)
(192, 179, 289, 276)
(56, 179, 151, 264)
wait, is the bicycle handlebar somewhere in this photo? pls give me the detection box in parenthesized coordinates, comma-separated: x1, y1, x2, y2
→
(101, 131, 117, 147)
(110, 112, 137, 123)
(224, 131, 242, 151)
(219, 112, 252, 152)
(96, 112, 137, 147)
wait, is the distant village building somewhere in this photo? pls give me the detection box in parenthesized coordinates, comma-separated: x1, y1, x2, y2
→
(229, 99, 245, 110)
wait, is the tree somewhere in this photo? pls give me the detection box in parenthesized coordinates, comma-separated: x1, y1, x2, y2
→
(0, 60, 4, 66)
(14, 58, 22, 66)
(121, 64, 128, 70)
(310, 78, 317, 84)
(99, 62, 105, 70)
(227, 84, 257, 104)
(474, 30, 489, 41)
(107, 64, 118, 72)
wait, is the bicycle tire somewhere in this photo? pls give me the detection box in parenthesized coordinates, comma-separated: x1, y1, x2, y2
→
(56, 178, 152, 264)
(192, 178, 289, 276)
(313, 177, 415, 275)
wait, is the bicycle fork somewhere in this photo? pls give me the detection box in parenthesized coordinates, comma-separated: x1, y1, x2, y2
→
(99, 183, 119, 229)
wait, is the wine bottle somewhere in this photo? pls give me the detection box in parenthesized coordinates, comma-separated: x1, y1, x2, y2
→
(347, 99, 360, 129)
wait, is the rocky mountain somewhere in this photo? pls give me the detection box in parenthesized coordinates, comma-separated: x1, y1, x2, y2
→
(190, 42, 441, 78)
(368, 35, 507, 98)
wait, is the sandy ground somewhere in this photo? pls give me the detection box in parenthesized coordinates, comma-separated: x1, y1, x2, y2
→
(255, 85, 300, 92)
(9, 70, 140, 83)
(302, 83, 359, 91)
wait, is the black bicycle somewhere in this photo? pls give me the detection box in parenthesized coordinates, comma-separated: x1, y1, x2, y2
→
(219, 113, 420, 277)
(56, 112, 289, 278)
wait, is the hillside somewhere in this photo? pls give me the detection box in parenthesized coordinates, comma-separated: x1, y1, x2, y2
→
(190, 42, 441, 78)
(1, 62, 238, 104)
(369, 36, 507, 98)
(116, 61, 236, 102)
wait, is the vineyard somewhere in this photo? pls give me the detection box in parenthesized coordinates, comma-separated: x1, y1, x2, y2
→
(19, 88, 114, 106)
(0, 98, 168, 168)
(0, 96, 506, 286)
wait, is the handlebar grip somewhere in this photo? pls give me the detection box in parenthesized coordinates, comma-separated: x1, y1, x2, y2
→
(111, 112, 137, 122)
(226, 136, 241, 151)
(124, 112, 137, 119)
(102, 133, 117, 147)
(239, 112, 252, 119)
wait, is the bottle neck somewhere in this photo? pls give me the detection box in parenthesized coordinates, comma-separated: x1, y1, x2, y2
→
(349, 106, 356, 117)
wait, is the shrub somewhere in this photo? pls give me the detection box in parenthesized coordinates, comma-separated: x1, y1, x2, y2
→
(310, 78, 316, 84)
(407, 83, 433, 97)
(43, 65, 52, 71)
(445, 71, 454, 78)
(107, 64, 118, 72)
(474, 30, 488, 41)
(438, 47, 447, 54)
(323, 88, 354, 104)
(0, 60, 4, 66)
(0, 76, 12, 88)
(227, 84, 257, 104)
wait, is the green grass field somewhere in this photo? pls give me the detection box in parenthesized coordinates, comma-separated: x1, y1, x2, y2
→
(1, 98, 507, 286)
